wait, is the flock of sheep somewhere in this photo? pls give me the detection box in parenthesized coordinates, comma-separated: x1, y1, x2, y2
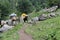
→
(29, 12, 57, 24)
(0, 6, 58, 33)
(29, 6, 58, 24)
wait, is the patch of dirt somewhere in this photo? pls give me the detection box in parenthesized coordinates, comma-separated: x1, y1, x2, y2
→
(18, 23, 33, 40)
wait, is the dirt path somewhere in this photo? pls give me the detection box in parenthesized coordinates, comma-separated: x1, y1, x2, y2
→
(18, 23, 33, 40)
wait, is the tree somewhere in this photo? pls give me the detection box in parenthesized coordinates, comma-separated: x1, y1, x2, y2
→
(0, 3, 10, 20)
(17, 0, 35, 14)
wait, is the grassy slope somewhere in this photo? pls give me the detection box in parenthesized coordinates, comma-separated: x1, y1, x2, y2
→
(0, 23, 22, 40)
(0, 9, 60, 40)
(25, 9, 60, 40)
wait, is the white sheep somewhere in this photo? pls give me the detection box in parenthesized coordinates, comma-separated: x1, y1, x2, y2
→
(0, 21, 14, 32)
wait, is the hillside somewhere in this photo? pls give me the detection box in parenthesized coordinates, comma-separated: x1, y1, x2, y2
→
(25, 9, 60, 40)
(0, 9, 60, 40)
(0, 0, 60, 40)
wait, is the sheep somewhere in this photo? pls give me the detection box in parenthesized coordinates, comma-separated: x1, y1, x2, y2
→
(31, 17, 39, 21)
(1, 20, 5, 27)
(6, 19, 18, 26)
(50, 13, 56, 17)
(48, 13, 57, 18)
(47, 6, 58, 12)
(28, 17, 39, 25)
(47, 14, 52, 18)
(8, 13, 19, 26)
(6, 19, 13, 26)
(38, 14, 47, 21)
(0, 21, 14, 33)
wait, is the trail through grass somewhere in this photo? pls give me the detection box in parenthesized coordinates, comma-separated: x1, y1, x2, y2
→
(0, 23, 22, 40)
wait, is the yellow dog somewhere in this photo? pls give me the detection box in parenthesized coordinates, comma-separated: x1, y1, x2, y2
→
(21, 13, 28, 22)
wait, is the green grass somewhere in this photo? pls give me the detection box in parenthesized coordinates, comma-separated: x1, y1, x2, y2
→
(25, 9, 60, 40)
(0, 23, 23, 40)
(0, 9, 60, 40)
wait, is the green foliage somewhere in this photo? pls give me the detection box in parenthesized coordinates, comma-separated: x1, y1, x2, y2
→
(0, 0, 60, 20)
(0, 4, 10, 20)
(17, 0, 35, 14)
